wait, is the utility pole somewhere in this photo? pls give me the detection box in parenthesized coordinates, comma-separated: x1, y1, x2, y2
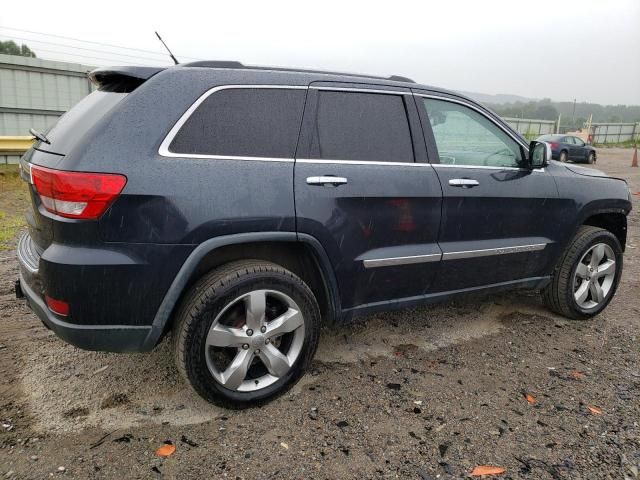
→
(572, 98, 576, 125)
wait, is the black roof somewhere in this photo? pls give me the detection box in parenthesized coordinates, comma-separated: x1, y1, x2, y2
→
(181, 60, 416, 84)
(89, 61, 493, 119)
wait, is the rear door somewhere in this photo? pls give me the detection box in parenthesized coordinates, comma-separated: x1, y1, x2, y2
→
(416, 93, 563, 291)
(294, 83, 442, 311)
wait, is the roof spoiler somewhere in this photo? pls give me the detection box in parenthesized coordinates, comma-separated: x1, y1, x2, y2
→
(88, 66, 166, 92)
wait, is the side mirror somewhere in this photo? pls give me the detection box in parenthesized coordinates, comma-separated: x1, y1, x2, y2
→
(528, 141, 551, 168)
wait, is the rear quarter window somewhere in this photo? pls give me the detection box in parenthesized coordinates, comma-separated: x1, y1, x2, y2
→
(168, 88, 306, 158)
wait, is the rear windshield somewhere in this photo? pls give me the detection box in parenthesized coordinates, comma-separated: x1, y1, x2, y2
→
(38, 91, 127, 155)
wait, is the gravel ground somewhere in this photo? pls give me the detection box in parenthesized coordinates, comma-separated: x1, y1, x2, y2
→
(1, 148, 639, 479)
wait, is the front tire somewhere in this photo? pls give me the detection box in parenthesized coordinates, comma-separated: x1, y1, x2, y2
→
(542, 226, 623, 319)
(173, 260, 321, 406)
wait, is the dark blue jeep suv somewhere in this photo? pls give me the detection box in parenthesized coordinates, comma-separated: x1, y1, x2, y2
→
(16, 62, 632, 405)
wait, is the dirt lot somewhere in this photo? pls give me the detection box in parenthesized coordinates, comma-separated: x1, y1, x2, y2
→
(1, 149, 639, 479)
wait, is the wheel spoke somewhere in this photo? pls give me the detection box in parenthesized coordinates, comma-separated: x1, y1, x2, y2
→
(575, 262, 588, 279)
(259, 343, 291, 377)
(206, 324, 246, 348)
(596, 259, 615, 278)
(590, 244, 605, 268)
(265, 308, 303, 338)
(244, 291, 266, 331)
(220, 349, 253, 390)
(589, 281, 604, 303)
(575, 280, 590, 304)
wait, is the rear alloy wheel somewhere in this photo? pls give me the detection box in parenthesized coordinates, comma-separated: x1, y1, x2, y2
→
(173, 260, 320, 406)
(587, 152, 595, 164)
(205, 290, 305, 392)
(543, 226, 623, 319)
(559, 151, 568, 162)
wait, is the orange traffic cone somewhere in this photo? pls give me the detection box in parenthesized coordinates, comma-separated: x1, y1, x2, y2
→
(632, 145, 638, 168)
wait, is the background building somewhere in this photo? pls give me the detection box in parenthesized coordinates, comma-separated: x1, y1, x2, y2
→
(0, 53, 94, 164)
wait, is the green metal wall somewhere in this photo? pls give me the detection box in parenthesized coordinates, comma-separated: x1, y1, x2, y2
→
(0, 53, 94, 163)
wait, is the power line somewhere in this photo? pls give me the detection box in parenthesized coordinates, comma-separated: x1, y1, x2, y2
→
(0, 34, 173, 64)
(0, 25, 203, 61)
(20, 47, 165, 67)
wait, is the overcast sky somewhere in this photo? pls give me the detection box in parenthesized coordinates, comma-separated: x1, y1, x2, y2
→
(1, 0, 638, 105)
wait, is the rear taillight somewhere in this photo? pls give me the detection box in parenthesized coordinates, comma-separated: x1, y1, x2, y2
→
(549, 142, 559, 149)
(31, 165, 127, 220)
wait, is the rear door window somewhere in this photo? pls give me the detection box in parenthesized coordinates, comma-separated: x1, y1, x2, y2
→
(168, 88, 306, 158)
(308, 91, 414, 162)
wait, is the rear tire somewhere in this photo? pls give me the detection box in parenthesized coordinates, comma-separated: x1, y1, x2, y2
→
(587, 152, 595, 164)
(559, 151, 568, 162)
(542, 226, 622, 320)
(173, 260, 321, 407)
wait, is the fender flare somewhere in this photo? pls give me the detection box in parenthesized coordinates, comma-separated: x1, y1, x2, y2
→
(561, 203, 630, 256)
(141, 231, 340, 350)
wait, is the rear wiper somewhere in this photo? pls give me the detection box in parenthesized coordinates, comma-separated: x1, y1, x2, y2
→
(29, 127, 50, 145)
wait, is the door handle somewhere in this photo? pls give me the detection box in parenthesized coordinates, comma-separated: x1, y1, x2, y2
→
(306, 176, 348, 186)
(448, 178, 479, 188)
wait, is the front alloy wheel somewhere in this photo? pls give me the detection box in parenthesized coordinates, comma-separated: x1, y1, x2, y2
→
(573, 243, 616, 309)
(543, 226, 623, 319)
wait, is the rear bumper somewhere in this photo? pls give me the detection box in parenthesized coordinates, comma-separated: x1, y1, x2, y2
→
(16, 232, 161, 353)
(17, 271, 151, 352)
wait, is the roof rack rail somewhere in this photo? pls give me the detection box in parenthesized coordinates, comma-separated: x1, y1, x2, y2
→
(181, 61, 416, 83)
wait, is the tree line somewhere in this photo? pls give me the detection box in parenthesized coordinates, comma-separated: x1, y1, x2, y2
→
(0, 40, 37, 58)
(487, 98, 640, 127)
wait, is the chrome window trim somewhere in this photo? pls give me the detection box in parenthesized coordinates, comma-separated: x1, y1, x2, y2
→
(162, 154, 294, 163)
(432, 163, 545, 173)
(363, 253, 442, 268)
(297, 158, 429, 167)
(158, 84, 308, 160)
(310, 86, 411, 95)
(442, 243, 547, 261)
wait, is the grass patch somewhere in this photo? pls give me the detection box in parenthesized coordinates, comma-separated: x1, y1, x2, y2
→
(594, 140, 639, 148)
(0, 164, 29, 250)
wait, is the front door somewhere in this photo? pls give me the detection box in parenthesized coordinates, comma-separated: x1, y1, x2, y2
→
(566, 136, 579, 160)
(416, 93, 564, 291)
(294, 83, 442, 311)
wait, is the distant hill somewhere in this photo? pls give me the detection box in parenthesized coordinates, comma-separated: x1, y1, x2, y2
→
(459, 91, 538, 105)
(457, 91, 640, 124)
